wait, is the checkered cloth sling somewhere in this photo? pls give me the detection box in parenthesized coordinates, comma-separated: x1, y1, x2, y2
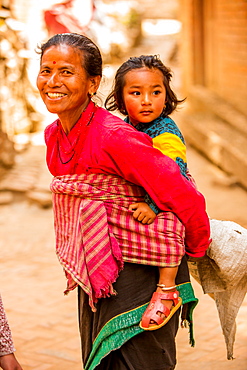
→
(51, 173, 185, 310)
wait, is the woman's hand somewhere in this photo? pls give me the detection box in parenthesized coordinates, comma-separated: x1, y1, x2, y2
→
(0, 353, 23, 370)
(129, 202, 156, 224)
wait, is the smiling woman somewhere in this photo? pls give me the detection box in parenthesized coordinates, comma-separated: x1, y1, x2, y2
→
(36, 33, 210, 370)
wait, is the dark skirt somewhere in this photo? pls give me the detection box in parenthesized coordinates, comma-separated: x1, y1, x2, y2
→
(78, 257, 197, 370)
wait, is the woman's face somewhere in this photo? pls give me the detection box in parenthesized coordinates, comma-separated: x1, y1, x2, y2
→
(37, 44, 96, 120)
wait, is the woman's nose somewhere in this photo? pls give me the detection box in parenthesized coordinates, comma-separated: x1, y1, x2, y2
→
(47, 73, 62, 87)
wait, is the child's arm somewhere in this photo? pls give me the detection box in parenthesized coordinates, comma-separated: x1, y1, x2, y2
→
(129, 192, 160, 225)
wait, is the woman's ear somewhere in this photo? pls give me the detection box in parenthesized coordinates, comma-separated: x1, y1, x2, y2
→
(89, 75, 101, 95)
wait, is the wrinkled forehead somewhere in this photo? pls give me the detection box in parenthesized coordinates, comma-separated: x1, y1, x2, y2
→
(41, 44, 84, 67)
(42, 43, 83, 59)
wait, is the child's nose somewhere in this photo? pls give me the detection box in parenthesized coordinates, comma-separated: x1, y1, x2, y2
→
(142, 93, 151, 104)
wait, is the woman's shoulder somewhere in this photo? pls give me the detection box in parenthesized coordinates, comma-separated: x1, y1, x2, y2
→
(44, 119, 59, 142)
(45, 119, 58, 132)
(94, 106, 136, 132)
(94, 106, 153, 146)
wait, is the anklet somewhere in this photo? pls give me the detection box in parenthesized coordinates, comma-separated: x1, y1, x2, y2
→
(157, 284, 177, 291)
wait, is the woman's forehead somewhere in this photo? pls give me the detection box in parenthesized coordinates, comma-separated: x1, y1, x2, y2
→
(41, 44, 83, 64)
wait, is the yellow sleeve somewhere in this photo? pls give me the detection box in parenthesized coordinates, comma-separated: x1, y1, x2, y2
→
(153, 132, 187, 162)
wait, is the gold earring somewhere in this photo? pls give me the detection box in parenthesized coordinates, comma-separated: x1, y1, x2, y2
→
(162, 103, 167, 116)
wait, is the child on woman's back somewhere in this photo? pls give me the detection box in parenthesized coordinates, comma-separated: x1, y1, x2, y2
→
(105, 55, 200, 330)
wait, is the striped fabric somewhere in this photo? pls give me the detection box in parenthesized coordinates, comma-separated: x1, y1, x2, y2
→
(51, 173, 185, 310)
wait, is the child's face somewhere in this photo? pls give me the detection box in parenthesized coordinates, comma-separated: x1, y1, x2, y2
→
(122, 67, 166, 126)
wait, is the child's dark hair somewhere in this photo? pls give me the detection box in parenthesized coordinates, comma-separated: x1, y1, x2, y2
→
(105, 55, 185, 116)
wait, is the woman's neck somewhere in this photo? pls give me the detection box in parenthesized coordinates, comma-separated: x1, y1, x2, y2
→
(58, 98, 91, 134)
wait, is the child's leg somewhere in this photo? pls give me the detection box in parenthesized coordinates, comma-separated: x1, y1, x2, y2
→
(140, 266, 181, 330)
(157, 266, 178, 310)
(158, 266, 178, 288)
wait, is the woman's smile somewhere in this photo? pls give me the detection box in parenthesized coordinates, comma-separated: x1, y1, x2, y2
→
(46, 92, 67, 99)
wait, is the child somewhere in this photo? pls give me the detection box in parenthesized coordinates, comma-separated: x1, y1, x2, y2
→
(105, 55, 197, 330)
(0, 294, 23, 370)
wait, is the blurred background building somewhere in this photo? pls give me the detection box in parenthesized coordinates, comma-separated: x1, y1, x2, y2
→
(178, 0, 247, 189)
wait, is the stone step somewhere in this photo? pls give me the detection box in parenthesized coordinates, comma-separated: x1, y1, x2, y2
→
(178, 112, 247, 190)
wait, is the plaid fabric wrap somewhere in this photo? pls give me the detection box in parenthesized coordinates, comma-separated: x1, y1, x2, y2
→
(51, 174, 185, 309)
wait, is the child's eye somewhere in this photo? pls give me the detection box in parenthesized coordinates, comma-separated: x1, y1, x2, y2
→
(132, 91, 140, 96)
(153, 90, 161, 95)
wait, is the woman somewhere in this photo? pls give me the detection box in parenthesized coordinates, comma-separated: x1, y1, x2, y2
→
(37, 33, 211, 370)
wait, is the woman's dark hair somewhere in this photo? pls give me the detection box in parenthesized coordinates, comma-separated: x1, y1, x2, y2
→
(38, 33, 102, 77)
(105, 55, 185, 116)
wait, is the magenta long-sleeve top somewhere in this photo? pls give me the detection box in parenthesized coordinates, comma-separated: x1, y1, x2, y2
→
(45, 101, 211, 257)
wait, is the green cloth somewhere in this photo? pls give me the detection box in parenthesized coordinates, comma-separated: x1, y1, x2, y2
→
(85, 282, 198, 370)
(177, 282, 198, 347)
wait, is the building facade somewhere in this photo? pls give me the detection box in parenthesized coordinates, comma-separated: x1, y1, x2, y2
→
(178, 0, 247, 188)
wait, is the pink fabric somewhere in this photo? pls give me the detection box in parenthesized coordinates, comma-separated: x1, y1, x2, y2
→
(44, 0, 95, 37)
(51, 174, 185, 309)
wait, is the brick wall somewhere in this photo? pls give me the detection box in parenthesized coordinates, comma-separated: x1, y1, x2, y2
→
(206, 1, 247, 115)
(180, 0, 247, 116)
(178, 0, 247, 189)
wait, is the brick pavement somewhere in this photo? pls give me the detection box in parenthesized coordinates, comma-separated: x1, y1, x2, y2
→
(0, 144, 246, 370)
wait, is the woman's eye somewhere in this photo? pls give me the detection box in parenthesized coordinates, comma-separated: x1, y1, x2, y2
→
(40, 69, 50, 74)
(62, 70, 72, 75)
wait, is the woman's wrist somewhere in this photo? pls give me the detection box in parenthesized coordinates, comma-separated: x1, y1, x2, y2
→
(0, 353, 23, 370)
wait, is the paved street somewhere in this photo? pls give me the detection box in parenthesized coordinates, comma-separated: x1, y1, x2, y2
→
(0, 143, 246, 370)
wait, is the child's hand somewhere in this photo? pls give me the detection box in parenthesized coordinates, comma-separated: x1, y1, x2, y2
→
(129, 202, 156, 224)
